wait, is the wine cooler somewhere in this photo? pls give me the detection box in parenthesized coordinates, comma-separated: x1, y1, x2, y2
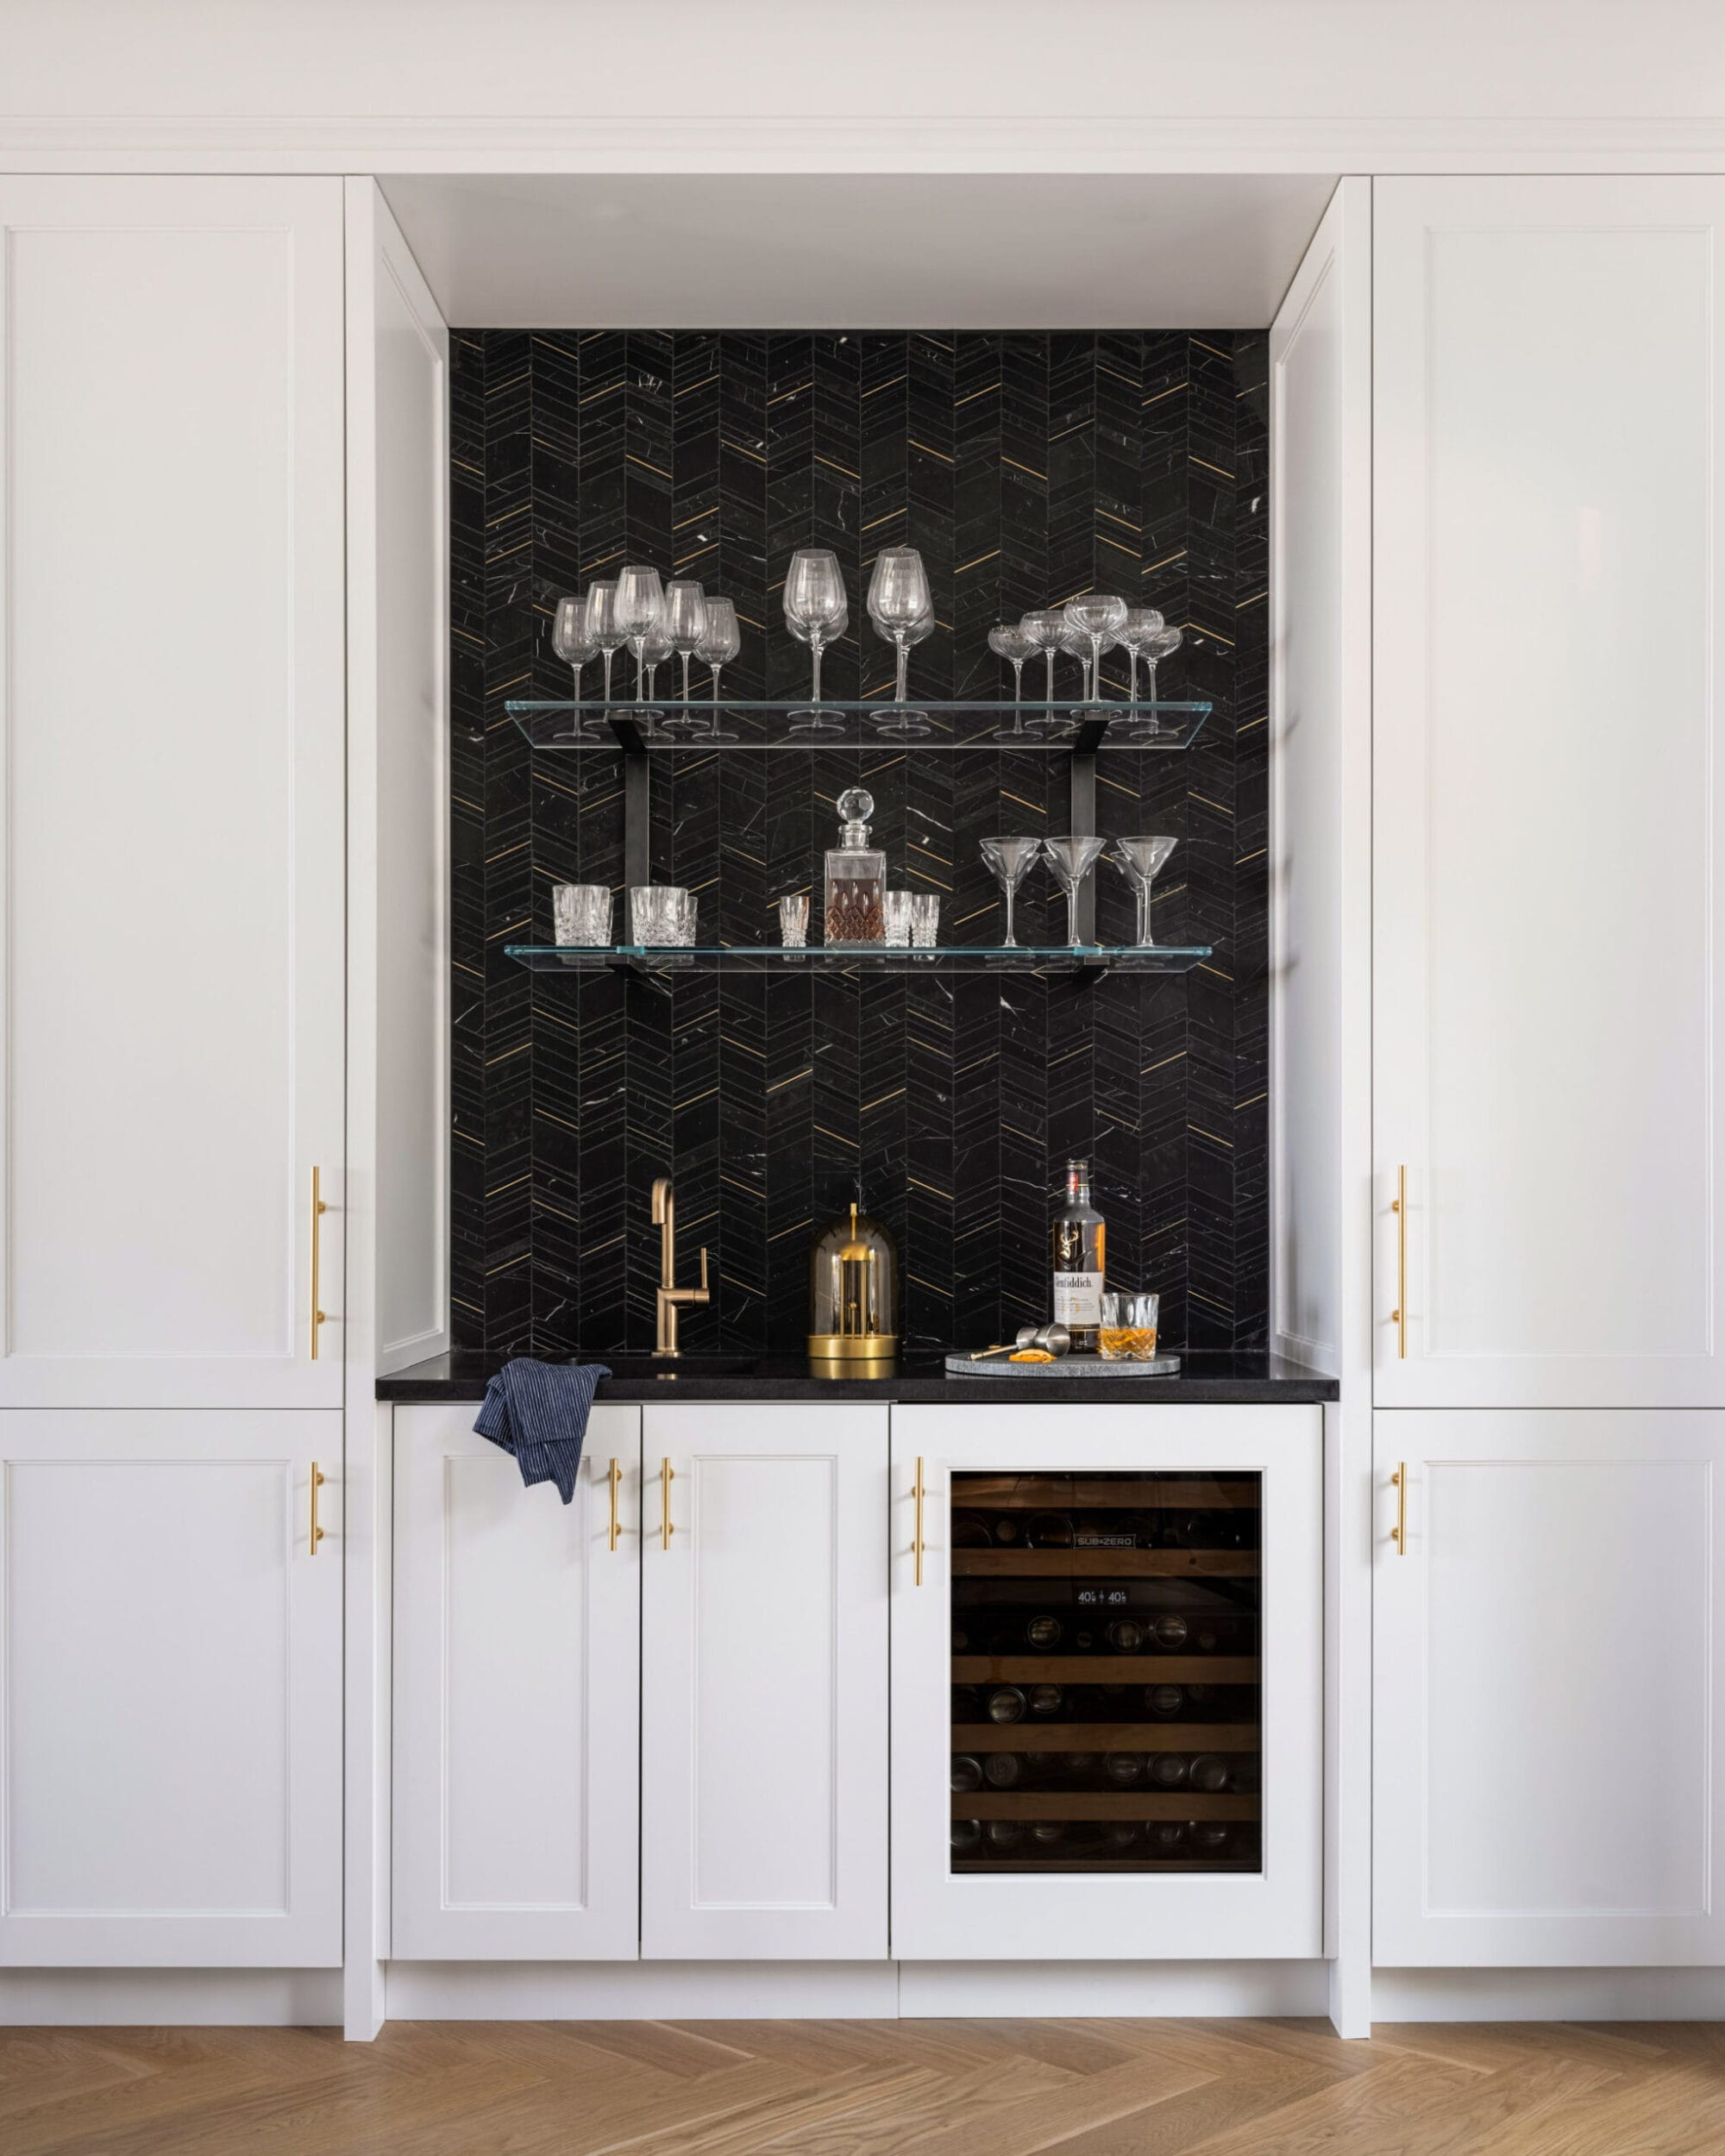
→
(891, 1407, 1321, 1960)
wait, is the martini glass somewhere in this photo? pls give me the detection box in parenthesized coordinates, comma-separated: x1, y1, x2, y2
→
(1129, 624, 1184, 740)
(1043, 835, 1107, 949)
(980, 836, 1042, 948)
(550, 595, 604, 740)
(987, 622, 1038, 737)
(1109, 836, 1179, 946)
(1019, 608, 1066, 713)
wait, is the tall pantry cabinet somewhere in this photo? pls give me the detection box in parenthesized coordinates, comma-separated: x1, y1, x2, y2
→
(1371, 178, 1725, 1967)
(0, 179, 348, 1965)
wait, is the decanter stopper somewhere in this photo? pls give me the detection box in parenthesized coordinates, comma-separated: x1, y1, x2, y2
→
(836, 787, 875, 845)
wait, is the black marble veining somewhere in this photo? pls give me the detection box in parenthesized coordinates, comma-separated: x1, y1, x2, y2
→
(453, 329, 1269, 1362)
(379, 1352, 1333, 1407)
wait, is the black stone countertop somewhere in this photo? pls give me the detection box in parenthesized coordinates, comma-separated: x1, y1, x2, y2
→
(377, 1351, 1337, 1407)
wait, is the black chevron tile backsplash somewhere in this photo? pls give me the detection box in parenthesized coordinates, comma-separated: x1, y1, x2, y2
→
(450, 329, 1269, 1357)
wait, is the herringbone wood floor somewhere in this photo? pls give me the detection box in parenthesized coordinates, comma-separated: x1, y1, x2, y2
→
(3, 2015, 1723, 2155)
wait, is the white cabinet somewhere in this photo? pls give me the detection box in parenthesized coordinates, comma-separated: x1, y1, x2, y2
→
(392, 1405, 640, 1960)
(0, 178, 346, 1408)
(1374, 1409, 1725, 1966)
(641, 1405, 888, 1959)
(889, 1404, 1322, 1962)
(1373, 176, 1725, 1407)
(0, 1411, 342, 1966)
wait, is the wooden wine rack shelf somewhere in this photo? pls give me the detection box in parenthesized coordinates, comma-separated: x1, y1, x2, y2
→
(951, 1722, 1259, 1752)
(951, 1655, 1259, 1683)
(957, 1478, 1259, 1509)
(952, 1549, 1259, 1578)
(954, 1791, 1260, 1821)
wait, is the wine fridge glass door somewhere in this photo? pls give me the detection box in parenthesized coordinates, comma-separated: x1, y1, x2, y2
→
(948, 1469, 1263, 1876)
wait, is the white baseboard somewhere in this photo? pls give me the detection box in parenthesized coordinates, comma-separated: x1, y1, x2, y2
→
(382, 1960, 902, 2021)
(1372, 1966, 1725, 2022)
(899, 1959, 1329, 2018)
(0, 1967, 342, 2027)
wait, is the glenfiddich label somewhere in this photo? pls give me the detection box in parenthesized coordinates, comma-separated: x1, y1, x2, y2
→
(1052, 1269, 1102, 1326)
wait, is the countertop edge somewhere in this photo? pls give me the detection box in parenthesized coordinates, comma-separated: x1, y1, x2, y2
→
(376, 1362, 1339, 1406)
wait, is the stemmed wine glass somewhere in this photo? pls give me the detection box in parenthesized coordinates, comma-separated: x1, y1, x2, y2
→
(694, 597, 741, 740)
(868, 547, 932, 704)
(1128, 624, 1184, 739)
(585, 580, 625, 703)
(874, 609, 933, 736)
(640, 621, 673, 702)
(613, 564, 665, 701)
(987, 623, 1038, 737)
(1019, 608, 1065, 711)
(662, 580, 708, 728)
(783, 548, 848, 734)
(1109, 837, 1178, 946)
(550, 595, 603, 740)
(1042, 836, 1107, 949)
(1063, 593, 1127, 709)
(979, 836, 1042, 947)
(1116, 605, 1167, 705)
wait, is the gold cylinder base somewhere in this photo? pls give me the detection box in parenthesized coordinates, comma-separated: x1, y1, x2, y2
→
(806, 1332, 899, 1379)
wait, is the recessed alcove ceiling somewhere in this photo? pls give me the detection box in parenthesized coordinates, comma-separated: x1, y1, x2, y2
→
(380, 172, 1339, 329)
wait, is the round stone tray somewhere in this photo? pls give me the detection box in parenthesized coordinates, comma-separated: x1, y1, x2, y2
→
(944, 1352, 1182, 1379)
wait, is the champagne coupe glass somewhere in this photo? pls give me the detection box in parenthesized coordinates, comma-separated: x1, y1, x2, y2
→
(867, 546, 932, 704)
(979, 835, 1042, 948)
(1042, 835, 1107, 949)
(1116, 605, 1167, 705)
(694, 597, 741, 741)
(662, 579, 708, 704)
(782, 547, 848, 734)
(1129, 624, 1185, 740)
(873, 608, 933, 736)
(987, 623, 1038, 738)
(550, 595, 602, 740)
(1109, 836, 1178, 947)
(1063, 593, 1127, 709)
(1019, 608, 1066, 708)
(585, 580, 625, 703)
(613, 563, 665, 700)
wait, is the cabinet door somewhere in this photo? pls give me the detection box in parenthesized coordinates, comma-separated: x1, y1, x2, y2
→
(891, 1404, 1322, 1961)
(392, 1404, 640, 1960)
(641, 1405, 888, 1959)
(1374, 1409, 1725, 1965)
(0, 1411, 342, 1965)
(1374, 177, 1725, 1407)
(0, 179, 345, 1407)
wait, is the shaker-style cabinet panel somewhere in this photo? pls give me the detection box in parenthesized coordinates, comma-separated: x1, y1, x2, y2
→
(392, 1404, 641, 1960)
(1374, 176, 1725, 1407)
(890, 1404, 1322, 1961)
(640, 1405, 888, 1959)
(0, 178, 346, 1407)
(0, 1411, 342, 1966)
(1374, 1409, 1725, 1966)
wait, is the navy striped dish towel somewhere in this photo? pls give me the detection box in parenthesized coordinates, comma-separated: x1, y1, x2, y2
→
(474, 1357, 612, 1504)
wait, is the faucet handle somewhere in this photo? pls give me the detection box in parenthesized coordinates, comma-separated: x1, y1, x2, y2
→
(697, 1246, 710, 1296)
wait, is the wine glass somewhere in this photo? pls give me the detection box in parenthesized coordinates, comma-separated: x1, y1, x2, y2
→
(1129, 624, 1184, 739)
(1042, 835, 1107, 948)
(1063, 593, 1127, 708)
(662, 580, 708, 701)
(1019, 608, 1065, 710)
(585, 580, 626, 702)
(640, 621, 673, 702)
(783, 547, 848, 733)
(550, 595, 603, 740)
(867, 546, 932, 704)
(694, 596, 741, 740)
(613, 564, 665, 700)
(1109, 837, 1178, 947)
(872, 609, 933, 736)
(1116, 605, 1167, 705)
(987, 623, 1038, 738)
(979, 836, 1042, 948)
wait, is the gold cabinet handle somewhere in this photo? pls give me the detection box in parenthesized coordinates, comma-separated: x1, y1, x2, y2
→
(607, 1457, 621, 1552)
(913, 1456, 925, 1587)
(1391, 1463, 1408, 1555)
(1389, 1163, 1407, 1359)
(659, 1457, 675, 1551)
(310, 1166, 329, 1360)
(310, 1463, 326, 1556)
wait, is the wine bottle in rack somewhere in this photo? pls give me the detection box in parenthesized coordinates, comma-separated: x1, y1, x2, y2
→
(950, 1754, 984, 1793)
(1024, 1511, 1074, 1548)
(984, 1819, 1025, 1856)
(1189, 1754, 1230, 1792)
(950, 1511, 993, 1549)
(1102, 1751, 1146, 1787)
(992, 1514, 1022, 1545)
(1147, 1821, 1189, 1856)
(1145, 1683, 1186, 1718)
(1191, 1822, 1233, 1857)
(1025, 1613, 1063, 1651)
(1030, 1821, 1069, 1850)
(950, 1684, 984, 1722)
(1107, 1617, 1146, 1653)
(982, 1752, 1032, 1789)
(1149, 1752, 1189, 1789)
(985, 1686, 1028, 1724)
(1062, 1751, 1101, 1784)
(1103, 1821, 1142, 1854)
(1026, 1683, 1066, 1718)
(1150, 1614, 1189, 1651)
(951, 1819, 982, 1855)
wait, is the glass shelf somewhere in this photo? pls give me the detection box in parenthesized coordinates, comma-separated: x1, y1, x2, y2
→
(505, 699, 1211, 754)
(505, 943, 1213, 979)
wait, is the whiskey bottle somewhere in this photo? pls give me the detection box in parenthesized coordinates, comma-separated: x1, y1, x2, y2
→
(1051, 1158, 1106, 1351)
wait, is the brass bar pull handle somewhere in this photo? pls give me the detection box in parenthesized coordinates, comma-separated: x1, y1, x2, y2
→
(659, 1457, 675, 1551)
(310, 1166, 328, 1360)
(310, 1463, 325, 1556)
(913, 1457, 925, 1587)
(607, 1458, 622, 1552)
(1389, 1163, 1408, 1359)
(1391, 1463, 1408, 1555)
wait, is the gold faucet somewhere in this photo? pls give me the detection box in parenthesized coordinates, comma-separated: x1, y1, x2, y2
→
(651, 1176, 710, 1357)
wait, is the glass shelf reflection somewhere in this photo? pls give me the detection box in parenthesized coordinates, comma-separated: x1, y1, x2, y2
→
(505, 699, 1211, 754)
(505, 943, 1213, 978)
